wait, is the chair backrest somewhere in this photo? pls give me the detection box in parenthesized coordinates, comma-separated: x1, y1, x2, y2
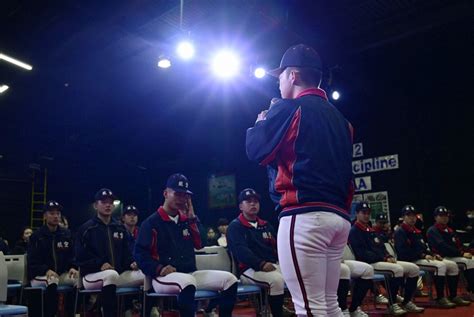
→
(0, 252, 7, 302)
(343, 245, 356, 261)
(5, 254, 27, 284)
(385, 242, 397, 259)
(195, 246, 232, 272)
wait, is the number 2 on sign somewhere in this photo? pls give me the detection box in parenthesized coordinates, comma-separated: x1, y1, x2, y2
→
(353, 143, 363, 158)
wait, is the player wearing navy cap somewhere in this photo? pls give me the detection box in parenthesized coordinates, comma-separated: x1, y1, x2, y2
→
(227, 188, 285, 317)
(75, 189, 144, 317)
(427, 206, 474, 301)
(349, 202, 424, 314)
(246, 43, 353, 316)
(134, 174, 238, 317)
(122, 205, 140, 255)
(27, 200, 77, 317)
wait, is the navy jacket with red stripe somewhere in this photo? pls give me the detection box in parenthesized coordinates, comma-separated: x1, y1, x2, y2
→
(227, 213, 278, 275)
(394, 223, 432, 262)
(134, 207, 202, 277)
(246, 88, 354, 220)
(426, 224, 463, 258)
(348, 221, 390, 263)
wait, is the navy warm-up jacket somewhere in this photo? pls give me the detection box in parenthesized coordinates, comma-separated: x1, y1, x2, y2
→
(394, 223, 432, 262)
(227, 213, 278, 275)
(134, 207, 202, 277)
(27, 225, 75, 279)
(246, 88, 354, 220)
(75, 216, 133, 276)
(349, 221, 390, 263)
(427, 224, 463, 258)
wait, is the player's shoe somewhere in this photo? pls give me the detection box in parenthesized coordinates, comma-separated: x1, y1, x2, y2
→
(375, 294, 389, 305)
(402, 301, 424, 313)
(349, 307, 369, 317)
(388, 303, 407, 315)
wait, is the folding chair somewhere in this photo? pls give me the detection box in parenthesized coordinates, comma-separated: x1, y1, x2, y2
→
(0, 252, 28, 316)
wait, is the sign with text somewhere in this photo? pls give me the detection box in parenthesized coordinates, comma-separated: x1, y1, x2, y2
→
(353, 143, 363, 158)
(352, 154, 399, 175)
(355, 176, 372, 192)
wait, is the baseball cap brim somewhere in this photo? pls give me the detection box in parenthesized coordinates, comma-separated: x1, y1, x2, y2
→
(267, 67, 285, 78)
(169, 187, 193, 195)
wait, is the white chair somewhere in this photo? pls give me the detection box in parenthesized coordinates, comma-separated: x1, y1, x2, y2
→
(0, 252, 28, 316)
(195, 246, 232, 272)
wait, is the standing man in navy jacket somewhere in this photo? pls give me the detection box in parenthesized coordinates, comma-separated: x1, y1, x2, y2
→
(427, 206, 474, 300)
(246, 43, 353, 316)
(227, 188, 284, 317)
(27, 200, 78, 317)
(134, 174, 238, 317)
(75, 189, 144, 317)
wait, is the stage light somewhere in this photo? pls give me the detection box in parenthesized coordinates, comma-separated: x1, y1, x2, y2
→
(176, 41, 195, 60)
(157, 57, 171, 68)
(254, 67, 266, 78)
(0, 53, 32, 70)
(331, 90, 340, 100)
(211, 50, 240, 78)
(0, 85, 9, 94)
(113, 200, 121, 206)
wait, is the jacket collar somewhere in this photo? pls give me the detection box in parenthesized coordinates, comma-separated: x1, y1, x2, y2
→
(157, 206, 188, 222)
(401, 222, 421, 234)
(295, 88, 328, 100)
(93, 215, 118, 226)
(434, 223, 453, 233)
(238, 213, 266, 228)
(355, 220, 374, 232)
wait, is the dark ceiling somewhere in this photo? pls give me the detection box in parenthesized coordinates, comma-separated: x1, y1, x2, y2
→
(0, 0, 472, 222)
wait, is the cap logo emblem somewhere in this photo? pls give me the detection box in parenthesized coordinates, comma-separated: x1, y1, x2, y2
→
(178, 181, 184, 187)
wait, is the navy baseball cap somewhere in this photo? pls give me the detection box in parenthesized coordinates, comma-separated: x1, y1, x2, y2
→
(166, 173, 193, 195)
(267, 44, 322, 77)
(238, 188, 261, 203)
(401, 205, 417, 216)
(94, 188, 117, 201)
(434, 206, 449, 216)
(355, 201, 371, 213)
(375, 212, 388, 222)
(123, 205, 139, 215)
(44, 200, 63, 212)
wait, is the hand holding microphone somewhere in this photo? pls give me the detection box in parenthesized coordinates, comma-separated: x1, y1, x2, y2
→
(256, 98, 280, 123)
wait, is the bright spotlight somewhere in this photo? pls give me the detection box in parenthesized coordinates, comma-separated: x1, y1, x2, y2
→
(177, 41, 195, 60)
(113, 200, 121, 206)
(0, 85, 9, 94)
(331, 90, 340, 100)
(254, 67, 266, 78)
(157, 57, 171, 69)
(211, 50, 240, 78)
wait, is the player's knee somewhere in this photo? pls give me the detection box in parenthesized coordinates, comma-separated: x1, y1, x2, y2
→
(409, 264, 420, 277)
(223, 272, 238, 290)
(103, 270, 120, 286)
(393, 265, 404, 277)
(270, 276, 285, 295)
(340, 264, 350, 280)
(436, 263, 447, 276)
(361, 264, 374, 279)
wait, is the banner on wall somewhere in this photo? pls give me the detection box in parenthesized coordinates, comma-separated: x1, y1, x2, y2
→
(208, 174, 236, 209)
